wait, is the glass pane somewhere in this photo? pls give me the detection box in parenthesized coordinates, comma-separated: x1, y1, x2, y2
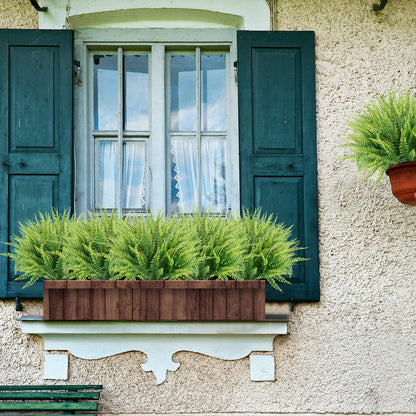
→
(98, 141, 118, 208)
(201, 137, 226, 212)
(201, 55, 226, 131)
(123, 142, 146, 209)
(124, 55, 149, 131)
(171, 137, 197, 213)
(94, 55, 118, 131)
(170, 55, 196, 131)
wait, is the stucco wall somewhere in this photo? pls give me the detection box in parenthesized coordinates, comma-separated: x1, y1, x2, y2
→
(1, 0, 416, 415)
(0, 0, 37, 28)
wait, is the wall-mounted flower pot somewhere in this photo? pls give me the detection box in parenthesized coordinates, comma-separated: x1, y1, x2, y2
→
(43, 280, 265, 321)
(386, 161, 416, 206)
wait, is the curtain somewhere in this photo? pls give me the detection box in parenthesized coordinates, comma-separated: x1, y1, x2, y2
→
(171, 137, 226, 213)
(123, 142, 146, 209)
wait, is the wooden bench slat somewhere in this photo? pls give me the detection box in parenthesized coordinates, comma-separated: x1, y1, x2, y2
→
(0, 385, 101, 415)
(0, 385, 102, 392)
(0, 402, 98, 411)
(0, 392, 100, 400)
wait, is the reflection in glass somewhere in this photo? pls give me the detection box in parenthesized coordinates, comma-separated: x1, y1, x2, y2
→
(98, 141, 117, 208)
(201, 55, 226, 131)
(94, 55, 118, 130)
(201, 138, 226, 211)
(124, 55, 149, 131)
(171, 138, 197, 213)
(170, 55, 196, 131)
(123, 142, 146, 209)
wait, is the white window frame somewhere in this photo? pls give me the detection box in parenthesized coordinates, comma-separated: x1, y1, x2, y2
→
(73, 29, 239, 216)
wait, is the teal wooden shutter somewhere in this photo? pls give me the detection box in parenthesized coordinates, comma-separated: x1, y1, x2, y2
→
(238, 31, 319, 302)
(0, 30, 73, 298)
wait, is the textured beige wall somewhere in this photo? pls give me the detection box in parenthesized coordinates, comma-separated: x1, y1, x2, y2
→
(1, 0, 416, 415)
(0, 0, 37, 28)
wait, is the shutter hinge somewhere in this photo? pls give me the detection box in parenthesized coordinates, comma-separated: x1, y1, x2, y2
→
(233, 61, 238, 83)
(15, 297, 22, 311)
(74, 60, 82, 87)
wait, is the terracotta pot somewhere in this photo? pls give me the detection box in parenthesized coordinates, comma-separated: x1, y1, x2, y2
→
(386, 161, 416, 206)
(43, 280, 265, 321)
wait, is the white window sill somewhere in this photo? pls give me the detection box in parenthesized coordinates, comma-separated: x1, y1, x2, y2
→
(19, 317, 288, 384)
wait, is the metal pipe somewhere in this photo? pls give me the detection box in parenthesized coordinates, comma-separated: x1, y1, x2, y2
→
(373, 0, 388, 12)
(29, 0, 48, 12)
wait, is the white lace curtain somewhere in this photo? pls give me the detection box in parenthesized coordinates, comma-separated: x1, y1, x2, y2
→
(171, 137, 226, 212)
(99, 141, 145, 209)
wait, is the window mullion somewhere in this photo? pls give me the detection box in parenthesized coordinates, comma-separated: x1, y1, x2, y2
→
(117, 47, 124, 214)
(151, 44, 166, 212)
(196, 47, 201, 210)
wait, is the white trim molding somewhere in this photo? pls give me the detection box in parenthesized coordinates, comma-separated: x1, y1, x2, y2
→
(20, 318, 287, 384)
(39, 0, 270, 30)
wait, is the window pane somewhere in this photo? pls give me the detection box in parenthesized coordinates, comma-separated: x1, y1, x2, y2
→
(170, 55, 196, 131)
(171, 137, 197, 213)
(201, 137, 226, 212)
(98, 141, 118, 208)
(94, 55, 118, 131)
(201, 55, 226, 131)
(124, 55, 149, 131)
(123, 142, 146, 209)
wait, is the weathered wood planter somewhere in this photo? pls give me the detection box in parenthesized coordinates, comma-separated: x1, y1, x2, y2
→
(43, 280, 265, 321)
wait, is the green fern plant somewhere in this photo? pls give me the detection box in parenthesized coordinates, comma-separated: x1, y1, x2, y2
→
(6, 210, 70, 287)
(62, 210, 119, 280)
(240, 209, 303, 291)
(5, 209, 305, 293)
(108, 212, 199, 280)
(192, 210, 246, 280)
(342, 91, 416, 183)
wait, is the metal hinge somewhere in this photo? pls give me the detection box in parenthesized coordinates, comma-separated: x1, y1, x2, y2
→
(233, 61, 238, 83)
(74, 60, 82, 86)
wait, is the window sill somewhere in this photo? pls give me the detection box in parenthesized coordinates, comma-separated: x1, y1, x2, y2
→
(19, 316, 288, 384)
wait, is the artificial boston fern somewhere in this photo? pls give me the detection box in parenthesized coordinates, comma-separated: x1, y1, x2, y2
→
(5, 209, 304, 292)
(193, 210, 246, 280)
(8, 210, 70, 287)
(240, 210, 302, 291)
(62, 210, 119, 280)
(343, 91, 416, 183)
(108, 213, 199, 280)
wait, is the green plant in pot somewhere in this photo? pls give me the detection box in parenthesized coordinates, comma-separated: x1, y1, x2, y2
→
(342, 91, 416, 205)
(5, 210, 304, 321)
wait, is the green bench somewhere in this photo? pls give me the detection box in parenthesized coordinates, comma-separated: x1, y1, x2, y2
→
(0, 385, 102, 415)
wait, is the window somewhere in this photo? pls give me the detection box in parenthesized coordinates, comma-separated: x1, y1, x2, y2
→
(0, 29, 319, 301)
(81, 32, 238, 215)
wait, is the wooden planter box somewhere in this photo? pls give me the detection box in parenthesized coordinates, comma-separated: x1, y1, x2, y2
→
(43, 280, 265, 321)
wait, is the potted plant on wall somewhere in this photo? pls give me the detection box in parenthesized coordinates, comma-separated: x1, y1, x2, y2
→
(342, 91, 416, 205)
(5, 210, 303, 321)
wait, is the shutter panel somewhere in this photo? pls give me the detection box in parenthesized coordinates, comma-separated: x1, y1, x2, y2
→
(238, 31, 319, 302)
(0, 30, 73, 298)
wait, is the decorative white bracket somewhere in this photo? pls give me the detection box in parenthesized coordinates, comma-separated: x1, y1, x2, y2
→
(20, 317, 287, 384)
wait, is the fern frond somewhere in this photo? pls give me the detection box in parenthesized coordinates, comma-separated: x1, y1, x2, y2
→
(342, 91, 416, 183)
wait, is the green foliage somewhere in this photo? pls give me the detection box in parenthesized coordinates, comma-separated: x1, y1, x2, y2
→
(342, 91, 416, 183)
(4, 209, 305, 292)
(240, 210, 302, 291)
(193, 210, 246, 280)
(7, 210, 70, 287)
(108, 213, 199, 280)
(62, 210, 119, 280)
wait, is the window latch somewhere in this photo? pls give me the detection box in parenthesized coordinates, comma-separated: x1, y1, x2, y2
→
(74, 60, 82, 87)
(233, 61, 238, 83)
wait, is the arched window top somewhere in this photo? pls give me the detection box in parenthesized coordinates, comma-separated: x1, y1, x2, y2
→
(39, 0, 270, 30)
